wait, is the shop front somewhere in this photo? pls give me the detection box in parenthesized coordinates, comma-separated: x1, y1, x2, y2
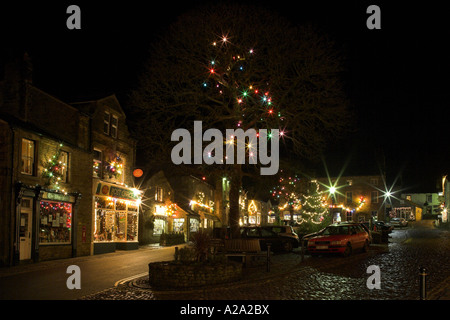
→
(14, 183, 81, 263)
(93, 181, 141, 254)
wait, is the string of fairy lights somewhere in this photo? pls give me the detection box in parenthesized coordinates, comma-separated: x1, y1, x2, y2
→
(201, 34, 286, 155)
(270, 174, 371, 225)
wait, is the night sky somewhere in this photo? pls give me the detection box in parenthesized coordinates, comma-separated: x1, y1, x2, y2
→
(1, 1, 449, 193)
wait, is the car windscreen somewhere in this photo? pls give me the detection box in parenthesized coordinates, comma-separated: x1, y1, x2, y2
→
(265, 227, 284, 234)
(322, 226, 349, 235)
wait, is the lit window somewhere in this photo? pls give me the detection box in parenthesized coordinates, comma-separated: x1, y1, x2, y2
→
(155, 187, 164, 202)
(21, 138, 35, 175)
(93, 149, 102, 178)
(60, 151, 69, 183)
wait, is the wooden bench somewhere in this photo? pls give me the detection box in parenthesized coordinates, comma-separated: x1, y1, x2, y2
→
(223, 239, 271, 269)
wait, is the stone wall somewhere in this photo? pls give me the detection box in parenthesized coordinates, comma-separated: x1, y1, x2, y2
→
(148, 261, 242, 289)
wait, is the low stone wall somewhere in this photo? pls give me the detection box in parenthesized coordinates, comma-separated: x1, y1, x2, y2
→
(148, 261, 243, 289)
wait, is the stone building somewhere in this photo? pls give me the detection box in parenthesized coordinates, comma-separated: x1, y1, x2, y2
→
(316, 174, 387, 222)
(0, 54, 92, 266)
(166, 174, 220, 240)
(138, 170, 175, 245)
(0, 54, 140, 265)
(71, 95, 140, 255)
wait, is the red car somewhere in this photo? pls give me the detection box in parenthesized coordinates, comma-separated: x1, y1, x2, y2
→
(307, 223, 370, 257)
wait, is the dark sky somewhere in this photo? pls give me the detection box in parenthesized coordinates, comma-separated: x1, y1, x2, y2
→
(1, 1, 449, 193)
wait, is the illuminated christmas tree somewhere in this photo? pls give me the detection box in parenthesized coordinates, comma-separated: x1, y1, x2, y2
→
(298, 180, 331, 232)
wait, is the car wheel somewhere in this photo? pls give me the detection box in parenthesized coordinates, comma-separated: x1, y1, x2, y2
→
(342, 243, 352, 257)
(363, 240, 369, 252)
(283, 241, 293, 252)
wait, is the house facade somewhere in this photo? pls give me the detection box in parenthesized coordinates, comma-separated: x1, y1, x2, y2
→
(0, 55, 92, 266)
(397, 193, 440, 220)
(316, 175, 387, 222)
(72, 95, 140, 255)
(0, 55, 140, 265)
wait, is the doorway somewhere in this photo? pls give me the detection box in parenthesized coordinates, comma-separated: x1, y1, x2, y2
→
(19, 197, 33, 261)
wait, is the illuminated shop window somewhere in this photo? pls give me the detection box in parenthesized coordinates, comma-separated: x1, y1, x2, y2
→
(39, 201, 72, 244)
(94, 196, 139, 242)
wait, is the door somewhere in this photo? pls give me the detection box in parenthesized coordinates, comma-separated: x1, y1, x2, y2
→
(19, 197, 33, 260)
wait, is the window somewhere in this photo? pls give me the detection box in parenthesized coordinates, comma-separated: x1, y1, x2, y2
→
(94, 197, 139, 242)
(21, 138, 35, 175)
(155, 187, 164, 202)
(370, 178, 378, 185)
(103, 111, 119, 138)
(427, 195, 432, 203)
(93, 149, 102, 177)
(406, 195, 411, 201)
(347, 179, 353, 186)
(111, 115, 118, 138)
(103, 111, 110, 135)
(371, 191, 379, 204)
(346, 210, 353, 221)
(60, 151, 69, 183)
(346, 192, 352, 204)
(39, 200, 72, 244)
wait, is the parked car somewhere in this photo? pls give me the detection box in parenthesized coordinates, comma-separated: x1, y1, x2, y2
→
(240, 226, 300, 252)
(390, 217, 408, 228)
(374, 221, 393, 233)
(307, 223, 370, 257)
(301, 228, 325, 248)
(341, 221, 373, 243)
(264, 225, 299, 243)
(361, 221, 393, 234)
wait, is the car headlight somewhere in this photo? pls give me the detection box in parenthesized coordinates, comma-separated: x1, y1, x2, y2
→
(331, 240, 342, 245)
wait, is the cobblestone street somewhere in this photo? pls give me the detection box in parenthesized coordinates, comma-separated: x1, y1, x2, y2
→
(80, 222, 450, 300)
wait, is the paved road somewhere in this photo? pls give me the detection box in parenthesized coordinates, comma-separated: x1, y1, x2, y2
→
(81, 220, 450, 300)
(0, 244, 180, 299)
(1, 221, 449, 301)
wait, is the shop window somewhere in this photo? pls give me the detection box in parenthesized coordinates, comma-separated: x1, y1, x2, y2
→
(127, 203, 138, 241)
(94, 196, 139, 242)
(173, 218, 185, 233)
(39, 201, 72, 244)
(371, 191, 379, 204)
(103, 111, 110, 135)
(153, 218, 166, 235)
(21, 138, 35, 175)
(93, 149, 102, 177)
(190, 218, 199, 232)
(111, 115, 118, 138)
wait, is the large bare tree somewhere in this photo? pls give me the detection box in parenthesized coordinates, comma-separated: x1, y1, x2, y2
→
(127, 3, 351, 237)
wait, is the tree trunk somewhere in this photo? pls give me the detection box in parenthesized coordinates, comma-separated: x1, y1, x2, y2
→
(229, 164, 242, 239)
